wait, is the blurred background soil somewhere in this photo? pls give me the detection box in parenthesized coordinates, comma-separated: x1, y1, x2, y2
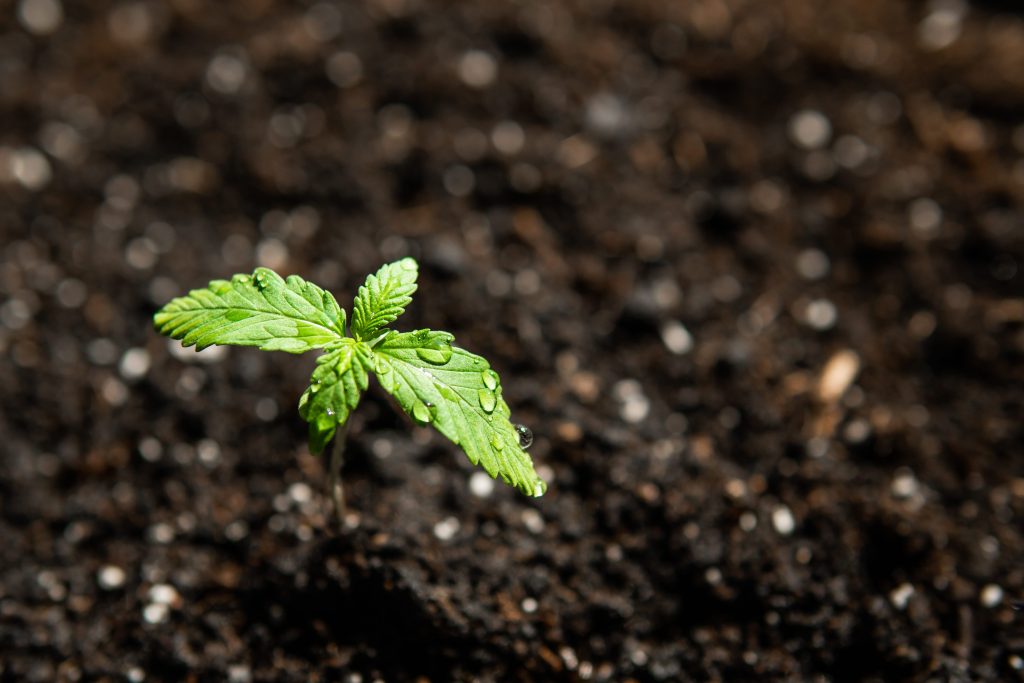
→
(1, 0, 1023, 680)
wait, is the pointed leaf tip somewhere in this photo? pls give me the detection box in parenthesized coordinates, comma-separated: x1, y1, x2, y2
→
(351, 258, 420, 341)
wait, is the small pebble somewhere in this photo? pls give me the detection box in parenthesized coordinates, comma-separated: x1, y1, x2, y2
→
(148, 522, 174, 544)
(804, 298, 838, 330)
(97, 565, 126, 590)
(918, 5, 963, 51)
(891, 470, 919, 499)
(491, 121, 525, 155)
(889, 582, 915, 610)
(614, 379, 650, 424)
(772, 505, 796, 535)
(101, 377, 129, 406)
(206, 50, 248, 95)
(10, 147, 53, 190)
(125, 238, 158, 270)
(796, 248, 830, 280)
(980, 584, 1004, 608)
(119, 348, 151, 380)
(18, 0, 63, 36)
(56, 278, 88, 308)
(227, 665, 252, 683)
(521, 509, 545, 534)
(469, 471, 495, 498)
(287, 482, 313, 505)
(908, 198, 942, 237)
(432, 516, 460, 541)
(585, 93, 629, 137)
(147, 583, 178, 605)
(789, 110, 832, 150)
(660, 321, 693, 355)
(442, 164, 475, 197)
(142, 603, 169, 624)
(255, 397, 278, 421)
(326, 51, 363, 88)
(197, 439, 221, 466)
(843, 418, 872, 444)
(458, 50, 497, 88)
(818, 350, 860, 402)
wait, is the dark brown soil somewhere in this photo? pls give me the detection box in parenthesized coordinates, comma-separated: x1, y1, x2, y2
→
(2, 1, 1023, 681)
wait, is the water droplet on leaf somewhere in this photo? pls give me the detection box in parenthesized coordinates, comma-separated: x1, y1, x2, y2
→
(489, 435, 504, 451)
(478, 389, 496, 413)
(482, 369, 498, 391)
(514, 423, 533, 449)
(412, 401, 431, 423)
(533, 480, 547, 497)
(416, 346, 452, 364)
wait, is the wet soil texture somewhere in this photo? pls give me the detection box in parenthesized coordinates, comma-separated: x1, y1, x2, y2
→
(2, 0, 1024, 681)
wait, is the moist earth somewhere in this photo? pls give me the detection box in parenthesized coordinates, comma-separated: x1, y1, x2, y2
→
(1, 1, 1023, 681)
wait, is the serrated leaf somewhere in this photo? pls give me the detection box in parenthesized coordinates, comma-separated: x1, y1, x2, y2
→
(298, 339, 373, 453)
(350, 258, 418, 341)
(154, 268, 346, 353)
(372, 330, 546, 497)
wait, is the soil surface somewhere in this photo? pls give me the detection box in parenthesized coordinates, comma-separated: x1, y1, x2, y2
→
(2, 0, 1024, 681)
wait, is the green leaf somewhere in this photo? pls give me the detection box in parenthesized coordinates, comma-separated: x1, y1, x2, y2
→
(350, 258, 418, 341)
(298, 339, 373, 453)
(154, 268, 346, 354)
(372, 330, 546, 497)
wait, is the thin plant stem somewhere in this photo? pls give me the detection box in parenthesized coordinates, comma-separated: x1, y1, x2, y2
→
(328, 421, 350, 530)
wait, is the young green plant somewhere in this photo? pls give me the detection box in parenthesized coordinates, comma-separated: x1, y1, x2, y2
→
(153, 258, 545, 526)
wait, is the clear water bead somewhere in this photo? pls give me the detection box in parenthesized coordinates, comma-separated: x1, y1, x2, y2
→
(478, 389, 496, 413)
(514, 423, 533, 449)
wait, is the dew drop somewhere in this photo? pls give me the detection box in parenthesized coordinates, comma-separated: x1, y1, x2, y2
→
(533, 480, 547, 497)
(481, 369, 498, 390)
(439, 346, 454, 363)
(478, 389, 496, 413)
(231, 274, 251, 286)
(325, 408, 335, 417)
(374, 357, 393, 375)
(416, 345, 452, 364)
(412, 401, 431, 423)
(514, 423, 534, 449)
(212, 281, 231, 295)
(489, 435, 504, 451)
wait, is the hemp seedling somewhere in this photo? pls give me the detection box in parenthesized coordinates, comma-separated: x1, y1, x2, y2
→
(153, 258, 545, 525)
